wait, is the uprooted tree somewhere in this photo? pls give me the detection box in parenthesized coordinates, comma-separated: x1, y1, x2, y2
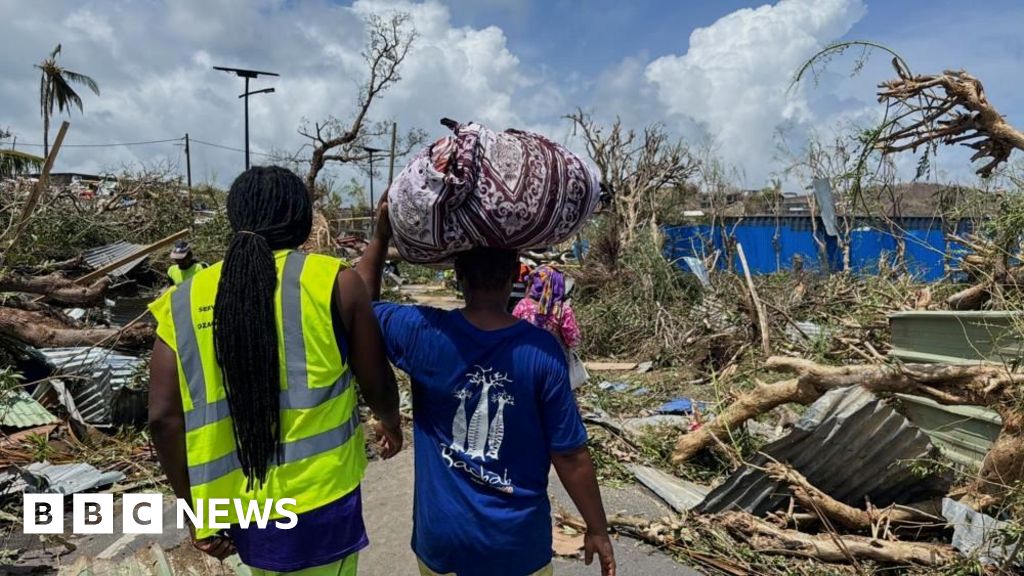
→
(566, 109, 699, 251)
(673, 357, 1024, 514)
(300, 13, 425, 200)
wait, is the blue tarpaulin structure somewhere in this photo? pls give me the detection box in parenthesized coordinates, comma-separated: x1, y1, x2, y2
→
(664, 216, 973, 281)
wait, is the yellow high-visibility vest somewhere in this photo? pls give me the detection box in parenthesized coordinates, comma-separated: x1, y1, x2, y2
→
(149, 250, 365, 539)
(167, 262, 207, 285)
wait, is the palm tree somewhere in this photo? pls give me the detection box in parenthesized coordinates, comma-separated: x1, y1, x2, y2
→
(36, 44, 99, 157)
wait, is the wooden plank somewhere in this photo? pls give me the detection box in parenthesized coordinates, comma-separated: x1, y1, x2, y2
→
(736, 243, 770, 356)
(3, 121, 69, 254)
(31, 228, 189, 303)
(76, 229, 189, 286)
(584, 361, 637, 371)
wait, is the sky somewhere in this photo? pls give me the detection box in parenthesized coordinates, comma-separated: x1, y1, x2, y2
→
(1, 0, 1022, 194)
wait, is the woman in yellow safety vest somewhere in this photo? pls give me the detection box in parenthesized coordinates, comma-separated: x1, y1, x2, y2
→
(148, 166, 402, 575)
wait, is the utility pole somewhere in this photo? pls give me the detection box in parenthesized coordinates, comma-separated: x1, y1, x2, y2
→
(388, 121, 398, 186)
(212, 66, 278, 170)
(363, 145, 387, 235)
(184, 133, 193, 229)
(184, 133, 192, 189)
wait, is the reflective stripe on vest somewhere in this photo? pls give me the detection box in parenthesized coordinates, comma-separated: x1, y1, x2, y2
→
(171, 252, 356, 486)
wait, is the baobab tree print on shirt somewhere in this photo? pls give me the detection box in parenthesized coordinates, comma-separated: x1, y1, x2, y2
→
(443, 366, 517, 493)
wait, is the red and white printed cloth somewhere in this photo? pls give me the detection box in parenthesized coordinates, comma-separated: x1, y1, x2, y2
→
(388, 119, 601, 264)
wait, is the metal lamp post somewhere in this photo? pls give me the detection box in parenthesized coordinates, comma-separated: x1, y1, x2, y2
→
(213, 66, 279, 170)
(363, 145, 387, 233)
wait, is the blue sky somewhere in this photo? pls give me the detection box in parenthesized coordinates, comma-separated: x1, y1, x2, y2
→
(1, 0, 1021, 190)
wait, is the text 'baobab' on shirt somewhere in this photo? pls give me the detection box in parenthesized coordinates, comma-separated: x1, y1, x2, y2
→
(374, 303, 587, 576)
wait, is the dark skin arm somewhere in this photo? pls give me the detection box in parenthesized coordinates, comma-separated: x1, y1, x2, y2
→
(149, 339, 236, 560)
(551, 447, 616, 576)
(355, 195, 391, 301)
(333, 268, 402, 455)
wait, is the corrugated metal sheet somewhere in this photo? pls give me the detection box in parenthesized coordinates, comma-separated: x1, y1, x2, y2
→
(109, 296, 156, 326)
(888, 311, 1007, 468)
(890, 311, 1024, 364)
(663, 216, 973, 281)
(0, 390, 57, 428)
(698, 386, 950, 515)
(82, 240, 148, 277)
(0, 462, 124, 495)
(35, 347, 145, 426)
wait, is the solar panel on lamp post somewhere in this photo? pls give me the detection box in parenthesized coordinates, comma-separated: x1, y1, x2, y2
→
(212, 66, 279, 170)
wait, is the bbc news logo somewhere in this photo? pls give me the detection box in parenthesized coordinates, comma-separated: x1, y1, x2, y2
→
(23, 494, 298, 534)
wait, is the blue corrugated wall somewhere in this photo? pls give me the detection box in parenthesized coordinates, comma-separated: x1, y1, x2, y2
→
(663, 217, 973, 281)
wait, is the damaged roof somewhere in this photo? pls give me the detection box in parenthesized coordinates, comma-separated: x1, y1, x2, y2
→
(35, 347, 145, 426)
(82, 240, 149, 278)
(0, 389, 58, 428)
(698, 385, 951, 516)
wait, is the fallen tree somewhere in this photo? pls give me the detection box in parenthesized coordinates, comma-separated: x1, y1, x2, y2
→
(673, 356, 1024, 511)
(875, 63, 1024, 178)
(718, 511, 957, 566)
(764, 463, 943, 534)
(0, 306, 153, 349)
(0, 272, 111, 305)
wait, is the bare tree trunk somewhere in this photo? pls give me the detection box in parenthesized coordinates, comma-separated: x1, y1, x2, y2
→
(43, 111, 50, 159)
(765, 463, 943, 532)
(0, 273, 110, 305)
(673, 378, 816, 463)
(673, 357, 1024, 511)
(0, 307, 153, 349)
(718, 512, 957, 565)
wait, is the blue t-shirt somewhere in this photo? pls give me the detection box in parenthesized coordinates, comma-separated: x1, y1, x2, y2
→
(374, 303, 588, 576)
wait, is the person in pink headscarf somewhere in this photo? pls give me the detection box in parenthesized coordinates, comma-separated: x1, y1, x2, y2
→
(512, 265, 588, 388)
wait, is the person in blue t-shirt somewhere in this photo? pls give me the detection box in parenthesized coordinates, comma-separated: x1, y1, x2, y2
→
(357, 200, 616, 576)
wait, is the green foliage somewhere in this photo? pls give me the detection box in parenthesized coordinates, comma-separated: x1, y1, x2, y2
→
(574, 231, 702, 363)
(0, 169, 197, 266)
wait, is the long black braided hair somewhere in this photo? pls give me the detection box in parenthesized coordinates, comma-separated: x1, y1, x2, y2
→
(213, 166, 312, 489)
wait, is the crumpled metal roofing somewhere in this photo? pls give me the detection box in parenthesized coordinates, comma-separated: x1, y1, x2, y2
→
(109, 295, 156, 326)
(34, 347, 145, 426)
(0, 462, 124, 495)
(0, 390, 57, 428)
(82, 240, 148, 277)
(698, 385, 951, 515)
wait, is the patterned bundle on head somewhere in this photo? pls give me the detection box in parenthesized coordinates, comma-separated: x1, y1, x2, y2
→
(213, 166, 312, 490)
(527, 265, 565, 325)
(388, 119, 602, 264)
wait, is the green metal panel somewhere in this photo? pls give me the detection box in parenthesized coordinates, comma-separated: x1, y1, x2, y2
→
(896, 394, 1002, 469)
(889, 311, 1024, 363)
(0, 390, 58, 428)
(888, 311, 1012, 468)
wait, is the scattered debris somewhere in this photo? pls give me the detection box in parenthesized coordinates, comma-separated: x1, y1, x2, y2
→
(620, 415, 690, 436)
(630, 465, 709, 513)
(597, 380, 630, 393)
(698, 386, 948, 516)
(0, 389, 58, 428)
(657, 398, 710, 416)
(0, 461, 124, 495)
(942, 497, 1020, 566)
(34, 347, 146, 426)
(586, 361, 638, 371)
(552, 526, 585, 558)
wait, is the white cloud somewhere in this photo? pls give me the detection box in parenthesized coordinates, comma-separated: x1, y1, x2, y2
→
(0, 0, 550, 190)
(644, 0, 867, 185)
